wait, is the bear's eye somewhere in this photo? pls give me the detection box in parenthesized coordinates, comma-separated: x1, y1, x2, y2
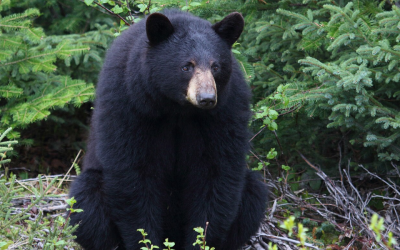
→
(212, 66, 219, 72)
(182, 65, 192, 72)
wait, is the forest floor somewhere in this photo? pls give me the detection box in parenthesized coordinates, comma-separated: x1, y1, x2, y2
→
(4, 155, 400, 250)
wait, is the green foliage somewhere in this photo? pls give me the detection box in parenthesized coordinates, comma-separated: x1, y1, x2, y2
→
(136, 227, 215, 250)
(82, 0, 256, 80)
(137, 229, 160, 250)
(240, 0, 400, 173)
(0, 128, 17, 166)
(254, 106, 279, 131)
(0, 176, 80, 249)
(369, 213, 398, 249)
(280, 216, 296, 237)
(0, 128, 80, 249)
(280, 216, 309, 249)
(370, 213, 385, 242)
(66, 197, 83, 214)
(137, 227, 215, 250)
(163, 238, 175, 250)
(268, 242, 278, 250)
(193, 226, 215, 250)
(73, 163, 81, 175)
(0, 0, 116, 141)
(252, 147, 276, 171)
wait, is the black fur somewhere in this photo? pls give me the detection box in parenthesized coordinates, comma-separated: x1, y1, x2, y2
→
(69, 10, 268, 250)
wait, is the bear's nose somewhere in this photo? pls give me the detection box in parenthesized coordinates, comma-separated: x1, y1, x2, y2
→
(197, 93, 216, 109)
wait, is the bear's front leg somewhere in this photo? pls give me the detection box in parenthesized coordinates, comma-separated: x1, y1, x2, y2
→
(104, 170, 168, 250)
(221, 169, 268, 250)
(69, 168, 123, 250)
(181, 168, 245, 250)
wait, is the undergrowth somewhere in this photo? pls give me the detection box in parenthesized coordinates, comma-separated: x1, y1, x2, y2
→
(0, 128, 80, 250)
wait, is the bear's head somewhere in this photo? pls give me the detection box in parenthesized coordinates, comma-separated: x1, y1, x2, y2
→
(145, 11, 244, 110)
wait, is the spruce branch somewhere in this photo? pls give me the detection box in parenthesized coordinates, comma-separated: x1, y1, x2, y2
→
(78, 0, 130, 26)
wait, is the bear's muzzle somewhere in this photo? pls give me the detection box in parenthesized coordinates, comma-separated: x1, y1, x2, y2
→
(186, 68, 217, 109)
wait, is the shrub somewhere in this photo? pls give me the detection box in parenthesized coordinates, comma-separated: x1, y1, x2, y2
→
(0, 0, 116, 141)
(242, 0, 400, 172)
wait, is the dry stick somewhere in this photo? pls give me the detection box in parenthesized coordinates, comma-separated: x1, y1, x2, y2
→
(342, 169, 363, 206)
(338, 144, 344, 183)
(253, 239, 268, 249)
(277, 105, 301, 116)
(343, 237, 356, 250)
(272, 130, 284, 157)
(15, 179, 35, 195)
(249, 150, 273, 181)
(359, 164, 400, 242)
(94, 2, 130, 26)
(391, 162, 400, 176)
(203, 221, 209, 250)
(8, 240, 29, 249)
(5, 174, 68, 185)
(300, 154, 393, 249)
(145, 0, 152, 15)
(359, 164, 400, 196)
(57, 149, 82, 189)
(249, 126, 267, 142)
(268, 152, 399, 249)
(248, 127, 268, 183)
(297, 152, 357, 232)
(79, 0, 131, 26)
(272, 130, 290, 169)
(42, 204, 68, 212)
(248, 119, 289, 183)
(0, 177, 59, 230)
(260, 234, 320, 249)
(125, 0, 135, 24)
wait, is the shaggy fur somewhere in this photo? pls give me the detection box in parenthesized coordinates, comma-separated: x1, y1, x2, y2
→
(69, 10, 268, 250)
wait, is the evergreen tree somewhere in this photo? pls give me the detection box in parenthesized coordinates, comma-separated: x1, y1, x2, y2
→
(240, 0, 400, 172)
(0, 0, 115, 140)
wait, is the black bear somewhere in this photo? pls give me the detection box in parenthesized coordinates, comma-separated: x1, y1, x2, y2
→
(69, 9, 268, 250)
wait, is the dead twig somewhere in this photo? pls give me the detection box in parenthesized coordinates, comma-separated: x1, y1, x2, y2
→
(58, 149, 82, 188)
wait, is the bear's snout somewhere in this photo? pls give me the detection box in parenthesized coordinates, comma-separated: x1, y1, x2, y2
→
(186, 68, 217, 109)
(196, 93, 216, 109)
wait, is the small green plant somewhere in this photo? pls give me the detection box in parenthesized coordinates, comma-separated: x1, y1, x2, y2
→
(268, 242, 278, 250)
(280, 216, 309, 249)
(370, 213, 385, 242)
(193, 223, 215, 250)
(253, 106, 279, 131)
(163, 238, 175, 250)
(252, 148, 277, 171)
(136, 229, 178, 250)
(279, 164, 291, 183)
(297, 223, 308, 250)
(369, 213, 398, 249)
(73, 163, 82, 175)
(281, 216, 296, 237)
(66, 197, 83, 214)
(137, 225, 215, 250)
(137, 229, 160, 250)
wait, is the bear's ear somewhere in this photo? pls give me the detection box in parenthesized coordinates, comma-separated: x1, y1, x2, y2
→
(212, 12, 244, 47)
(146, 13, 174, 46)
